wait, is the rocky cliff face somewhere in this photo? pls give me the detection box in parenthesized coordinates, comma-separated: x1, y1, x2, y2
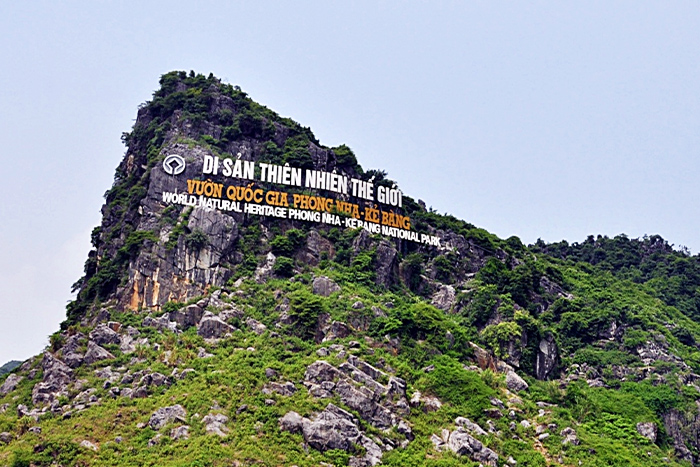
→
(2, 71, 700, 466)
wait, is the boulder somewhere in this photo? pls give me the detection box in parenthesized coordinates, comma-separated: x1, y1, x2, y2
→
(170, 304, 204, 329)
(202, 413, 229, 437)
(302, 404, 361, 451)
(263, 382, 297, 397)
(305, 360, 342, 384)
(31, 352, 73, 405)
(312, 276, 340, 297)
(148, 405, 187, 430)
(374, 240, 399, 288)
(455, 417, 488, 436)
(334, 379, 395, 429)
(279, 411, 306, 434)
(469, 343, 497, 371)
(322, 321, 352, 342)
(83, 341, 115, 365)
(63, 352, 84, 368)
(447, 428, 499, 466)
(536, 334, 558, 380)
(197, 312, 236, 339)
(246, 317, 267, 335)
(0, 432, 12, 444)
(505, 370, 529, 392)
(431, 284, 456, 311)
(89, 324, 121, 346)
(0, 374, 23, 395)
(560, 426, 580, 445)
(80, 440, 98, 451)
(171, 425, 190, 440)
(423, 396, 443, 413)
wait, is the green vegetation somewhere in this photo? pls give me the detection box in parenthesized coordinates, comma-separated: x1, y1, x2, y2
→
(35, 71, 700, 466)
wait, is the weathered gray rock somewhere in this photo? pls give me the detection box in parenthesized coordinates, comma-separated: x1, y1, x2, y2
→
(170, 304, 204, 329)
(322, 321, 351, 342)
(197, 311, 235, 339)
(447, 428, 499, 466)
(305, 360, 342, 383)
(636, 422, 657, 443)
(60, 334, 87, 368)
(279, 411, 306, 434)
(246, 317, 267, 335)
(560, 426, 580, 445)
(312, 276, 340, 297)
(297, 229, 335, 266)
(63, 352, 84, 368)
(202, 413, 229, 437)
(536, 334, 558, 380)
(0, 374, 23, 395)
(89, 324, 121, 346)
(140, 372, 171, 387)
(83, 341, 115, 365)
(455, 417, 488, 436)
(505, 370, 529, 392)
(32, 352, 73, 405)
(335, 379, 395, 429)
(374, 240, 398, 288)
(0, 432, 12, 444)
(263, 381, 297, 396)
(422, 396, 443, 413)
(431, 284, 456, 311)
(148, 405, 187, 430)
(171, 425, 190, 440)
(302, 404, 361, 451)
(80, 440, 98, 451)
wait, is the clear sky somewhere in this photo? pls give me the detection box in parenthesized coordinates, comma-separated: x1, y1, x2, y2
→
(1, 1, 699, 364)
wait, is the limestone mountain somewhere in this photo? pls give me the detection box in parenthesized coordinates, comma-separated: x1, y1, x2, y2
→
(2, 71, 700, 466)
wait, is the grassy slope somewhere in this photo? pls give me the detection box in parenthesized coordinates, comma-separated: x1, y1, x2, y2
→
(0, 268, 690, 466)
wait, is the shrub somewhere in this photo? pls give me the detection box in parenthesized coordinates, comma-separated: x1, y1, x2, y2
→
(481, 321, 522, 359)
(424, 356, 495, 419)
(274, 257, 295, 277)
(185, 229, 209, 251)
(288, 289, 326, 340)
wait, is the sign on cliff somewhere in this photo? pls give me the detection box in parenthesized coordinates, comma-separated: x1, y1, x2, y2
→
(160, 154, 441, 246)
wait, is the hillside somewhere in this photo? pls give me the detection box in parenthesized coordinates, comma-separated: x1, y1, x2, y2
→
(0, 363, 20, 379)
(2, 71, 700, 466)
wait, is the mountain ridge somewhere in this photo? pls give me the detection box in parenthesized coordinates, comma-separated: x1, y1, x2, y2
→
(1, 70, 700, 466)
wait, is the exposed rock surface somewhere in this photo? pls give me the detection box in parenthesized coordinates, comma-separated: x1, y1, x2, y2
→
(202, 413, 229, 437)
(148, 405, 187, 430)
(89, 324, 121, 346)
(432, 426, 498, 466)
(0, 374, 23, 395)
(170, 304, 204, 329)
(197, 311, 235, 339)
(636, 421, 657, 443)
(374, 240, 398, 288)
(431, 284, 456, 311)
(505, 370, 529, 392)
(83, 341, 115, 365)
(312, 276, 340, 297)
(32, 352, 73, 405)
(281, 404, 383, 467)
(561, 427, 580, 445)
(536, 334, 558, 380)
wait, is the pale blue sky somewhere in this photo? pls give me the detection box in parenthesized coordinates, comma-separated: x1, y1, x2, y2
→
(1, 1, 699, 363)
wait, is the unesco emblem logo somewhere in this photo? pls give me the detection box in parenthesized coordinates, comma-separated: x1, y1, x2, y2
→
(163, 154, 186, 175)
